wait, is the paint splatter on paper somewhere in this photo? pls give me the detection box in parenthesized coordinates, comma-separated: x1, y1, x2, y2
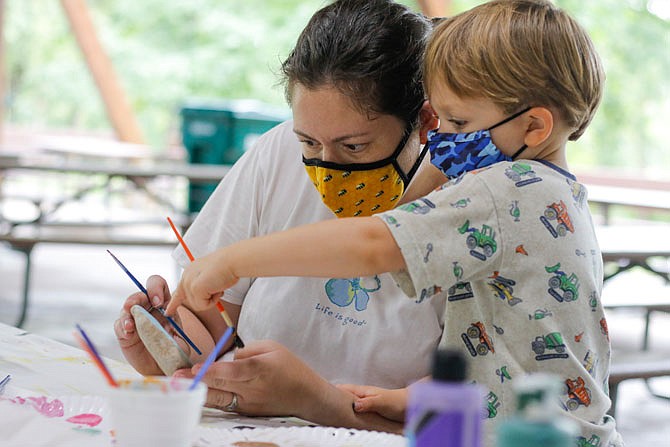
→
(66, 413, 103, 427)
(1, 395, 65, 417)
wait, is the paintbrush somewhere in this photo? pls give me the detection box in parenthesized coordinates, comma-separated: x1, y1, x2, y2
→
(106, 249, 202, 355)
(167, 216, 244, 348)
(188, 326, 234, 391)
(74, 324, 119, 387)
(0, 374, 11, 394)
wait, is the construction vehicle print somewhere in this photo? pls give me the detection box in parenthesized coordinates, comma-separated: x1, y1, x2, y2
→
(486, 391, 500, 418)
(381, 215, 400, 228)
(589, 291, 598, 311)
(504, 162, 543, 187)
(450, 198, 471, 208)
(577, 434, 601, 447)
(600, 318, 610, 342)
(528, 308, 553, 320)
(461, 322, 495, 357)
(569, 180, 587, 209)
(416, 284, 442, 304)
(582, 350, 597, 376)
(458, 220, 497, 261)
(448, 262, 474, 302)
(545, 263, 580, 302)
(448, 282, 474, 302)
(565, 376, 592, 411)
(397, 197, 436, 215)
(539, 200, 574, 238)
(531, 332, 569, 360)
(487, 272, 522, 306)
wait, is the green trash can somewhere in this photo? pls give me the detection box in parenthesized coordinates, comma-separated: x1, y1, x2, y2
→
(181, 99, 288, 212)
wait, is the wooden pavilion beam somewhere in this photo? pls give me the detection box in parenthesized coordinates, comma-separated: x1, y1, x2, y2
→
(60, 0, 144, 144)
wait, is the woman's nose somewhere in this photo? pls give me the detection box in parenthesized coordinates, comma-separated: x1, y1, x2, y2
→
(320, 146, 342, 164)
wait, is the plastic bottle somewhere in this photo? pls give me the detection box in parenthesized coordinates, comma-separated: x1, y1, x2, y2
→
(405, 349, 485, 447)
(496, 373, 578, 447)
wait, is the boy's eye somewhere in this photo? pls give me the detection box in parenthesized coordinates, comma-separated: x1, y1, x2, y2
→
(448, 118, 467, 129)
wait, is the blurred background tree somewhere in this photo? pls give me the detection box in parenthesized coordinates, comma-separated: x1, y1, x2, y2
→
(3, 0, 669, 175)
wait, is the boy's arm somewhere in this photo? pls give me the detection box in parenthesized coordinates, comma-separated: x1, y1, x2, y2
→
(167, 216, 404, 314)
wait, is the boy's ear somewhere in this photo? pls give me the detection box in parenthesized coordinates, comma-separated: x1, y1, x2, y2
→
(524, 107, 553, 147)
(418, 100, 440, 144)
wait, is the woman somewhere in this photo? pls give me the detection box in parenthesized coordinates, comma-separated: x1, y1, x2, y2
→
(114, 0, 441, 431)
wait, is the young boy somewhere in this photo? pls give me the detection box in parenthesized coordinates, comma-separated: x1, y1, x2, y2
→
(167, 1, 622, 444)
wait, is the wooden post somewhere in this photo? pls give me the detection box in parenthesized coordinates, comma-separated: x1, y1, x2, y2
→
(417, 0, 451, 18)
(60, 0, 144, 144)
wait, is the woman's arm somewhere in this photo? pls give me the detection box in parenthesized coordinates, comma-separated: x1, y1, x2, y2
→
(174, 340, 403, 433)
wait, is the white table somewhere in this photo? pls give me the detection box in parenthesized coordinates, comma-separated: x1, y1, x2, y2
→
(0, 323, 405, 446)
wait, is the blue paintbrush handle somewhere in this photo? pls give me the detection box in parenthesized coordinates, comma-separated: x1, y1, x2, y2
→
(189, 326, 234, 391)
(0, 374, 11, 394)
(107, 250, 201, 355)
(157, 308, 202, 355)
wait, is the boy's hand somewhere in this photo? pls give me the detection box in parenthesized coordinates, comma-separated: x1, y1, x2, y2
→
(337, 384, 408, 423)
(166, 250, 240, 316)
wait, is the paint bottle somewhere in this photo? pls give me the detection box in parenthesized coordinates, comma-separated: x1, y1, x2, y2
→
(497, 373, 578, 447)
(405, 349, 485, 447)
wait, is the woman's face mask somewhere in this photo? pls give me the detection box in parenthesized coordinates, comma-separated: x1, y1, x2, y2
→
(303, 124, 428, 217)
(426, 107, 530, 179)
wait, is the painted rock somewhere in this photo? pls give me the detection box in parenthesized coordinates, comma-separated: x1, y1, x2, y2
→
(130, 305, 192, 375)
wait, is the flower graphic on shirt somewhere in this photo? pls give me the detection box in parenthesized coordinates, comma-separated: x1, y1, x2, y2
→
(325, 276, 382, 311)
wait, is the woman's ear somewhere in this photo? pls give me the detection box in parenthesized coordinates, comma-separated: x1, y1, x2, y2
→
(524, 107, 554, 147)
(418, 100, 439, 144)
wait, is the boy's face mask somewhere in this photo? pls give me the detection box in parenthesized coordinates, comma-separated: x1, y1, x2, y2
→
(426, 107, 531, 179)
(303, 124, 427, 217)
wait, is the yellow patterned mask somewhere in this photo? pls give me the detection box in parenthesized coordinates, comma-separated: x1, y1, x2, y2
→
(303, 126, 427, 217)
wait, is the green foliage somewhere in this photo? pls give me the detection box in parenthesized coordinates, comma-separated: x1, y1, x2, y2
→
(4, 0, 669, 173)
(5, 0, 323, 147)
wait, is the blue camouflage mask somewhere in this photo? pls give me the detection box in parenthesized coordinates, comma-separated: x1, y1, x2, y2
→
(427, 107, 531, 179)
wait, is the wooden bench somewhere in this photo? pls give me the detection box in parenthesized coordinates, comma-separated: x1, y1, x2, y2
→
(608, 352, 670, 418)
(597, 224, 670, 283)
(0, 221, 183, 328)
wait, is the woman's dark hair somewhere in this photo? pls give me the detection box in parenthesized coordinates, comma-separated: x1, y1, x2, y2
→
(280, 0, 431, 127)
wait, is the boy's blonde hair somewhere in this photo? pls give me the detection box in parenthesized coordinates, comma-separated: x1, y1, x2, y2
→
(425, 0, 604, 140)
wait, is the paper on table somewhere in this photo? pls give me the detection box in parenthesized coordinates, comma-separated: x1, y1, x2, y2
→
(0, 398, 110, 447)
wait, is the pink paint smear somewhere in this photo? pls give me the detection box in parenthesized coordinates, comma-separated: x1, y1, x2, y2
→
(6, 396, 65, 417)
(0, 395, 103, 427)
(66, 413, 103, 427)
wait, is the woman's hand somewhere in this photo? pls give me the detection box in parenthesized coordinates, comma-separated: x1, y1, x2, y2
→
(113, 275, 213, 373)
(174, 340, 403, 433)
(337, 384, 409, 422)
(113, 275, 177, 375)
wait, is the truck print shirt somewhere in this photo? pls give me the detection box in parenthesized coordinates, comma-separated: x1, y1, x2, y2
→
(379, 160, 623, 446)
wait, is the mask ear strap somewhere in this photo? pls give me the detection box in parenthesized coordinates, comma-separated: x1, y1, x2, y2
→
(511, 144, 528, 160)
(401, 143, 430, 185)
(488, 106, 531, 130)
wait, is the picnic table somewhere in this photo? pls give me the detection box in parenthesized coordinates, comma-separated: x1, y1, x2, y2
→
(1, 151, 230, 327)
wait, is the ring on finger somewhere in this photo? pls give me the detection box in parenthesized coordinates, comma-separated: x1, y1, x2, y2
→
(224, 392, 238, 412)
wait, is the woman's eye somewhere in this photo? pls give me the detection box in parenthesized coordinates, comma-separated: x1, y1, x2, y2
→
(343, 143, 365, 152)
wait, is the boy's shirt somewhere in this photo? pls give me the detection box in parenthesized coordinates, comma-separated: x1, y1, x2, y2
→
(380, 160, 623, 446)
